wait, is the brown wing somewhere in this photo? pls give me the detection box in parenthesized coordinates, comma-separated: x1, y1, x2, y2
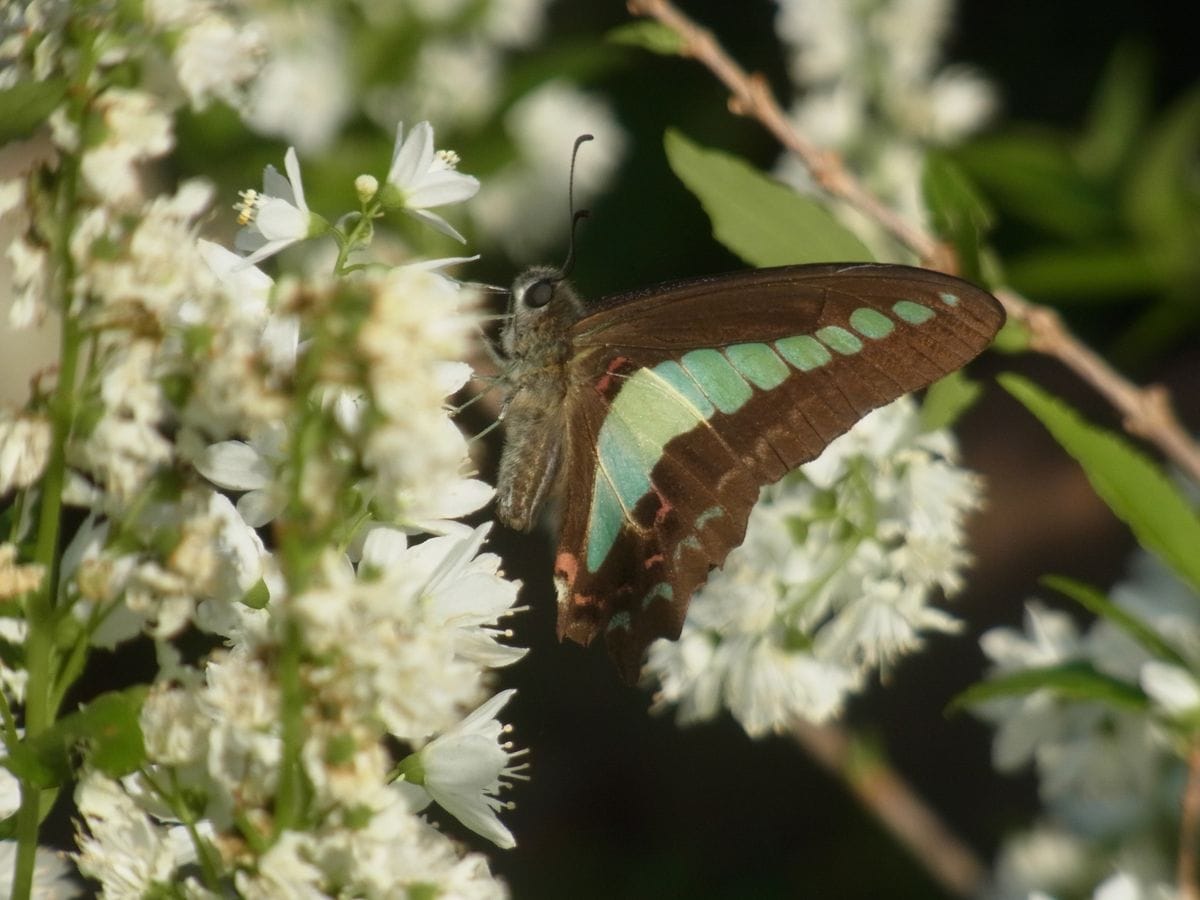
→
(551, 263, 1004, 681)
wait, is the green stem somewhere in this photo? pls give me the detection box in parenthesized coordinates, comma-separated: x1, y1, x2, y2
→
(12, 163, 84, 900)
(273, 615, 306, 835)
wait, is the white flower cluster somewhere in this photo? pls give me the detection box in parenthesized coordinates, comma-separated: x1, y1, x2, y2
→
(2, 5, 528, 894)
(235, 0, 626, 258)
(645, 396, 983, 736)
(773, 0, 996, 243)
(978, 553, 1197, 899)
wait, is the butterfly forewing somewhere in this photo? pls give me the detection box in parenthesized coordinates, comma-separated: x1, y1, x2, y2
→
(550, 263, 1004, 682)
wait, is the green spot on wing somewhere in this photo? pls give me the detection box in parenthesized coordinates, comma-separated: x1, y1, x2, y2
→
(607, 611, 633, 633)
(893, 300, 935, 325)
(723, 342, 789, 390)
(939, 291, 960, 306)
(587, 474, 624, 572)
(815, 325, 863, 355)
(774, 335, 831, 371)
(849, 307, 895, 339)
(642, 583, 674, 609)
(651, 360, 715, 418)
(681, 348, 753, 413)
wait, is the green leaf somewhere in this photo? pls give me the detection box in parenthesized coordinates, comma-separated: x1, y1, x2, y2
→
(953, 132, 1116, 240)
(922, 151, 992, 281)
(1042, 575, 1190, 668)
(1, 688, 148, 788)
(991, 318, 1029, 354)
(950, 661, 1149, 714)
(921, 371, 983, 432)
(1076, 41, 1153, 179)
(607, 21, 684, 55)
(1005, 243, 1171, 300)
(1122, 84, 1200, 251)
(242, 577, 271, 609)
(0, 78, 69, 143)
(1001, 374, 1200, 594)
(664, 129, 874, 267)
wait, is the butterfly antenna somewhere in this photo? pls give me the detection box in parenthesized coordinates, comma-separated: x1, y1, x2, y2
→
(558, 133, 594, 280)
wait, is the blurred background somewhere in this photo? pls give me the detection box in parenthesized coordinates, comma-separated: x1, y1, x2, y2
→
(7, 0, 1198, 896)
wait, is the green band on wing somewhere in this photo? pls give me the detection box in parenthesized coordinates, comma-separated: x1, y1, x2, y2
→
(587, 474, 624, 572)
(815, 325, 863, 355)
(849, 307, 894, 340)
(774, 335, 831, 371)
(723, 342, 790, 390)
(651, 360, 716, 418)
(588, 363, 718, 571)
(893, 300, 934, 324)
(681, 348, 753, 414)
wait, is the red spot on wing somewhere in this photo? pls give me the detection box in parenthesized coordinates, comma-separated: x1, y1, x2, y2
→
(554, 551, 579, 588)
(594, 355, 630, 399)
(652, 483, 674, 525)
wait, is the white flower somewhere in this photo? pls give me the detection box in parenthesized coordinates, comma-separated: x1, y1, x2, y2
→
(398, 689, 527, 848)
(0, 410, 51, 493)
(985, 821, 1094, 900)
(0, 839, 83, 899)
(234, 147, 324, 266)
(385, 120, 480, 242)
(79, 88, 174, 208)
(1140, 661, 1200, 717)
(171, 12, 264, 112)
(360, 524, 525, 668)
(233, 831, 326, 899)
(646, 397, 981, 736)
(74, 775, 188, 896)
(195, 423, 287, 527)
(244, 8, 353, 153)
(197, 238, 273, 324)
(975, 580, 1185, 838)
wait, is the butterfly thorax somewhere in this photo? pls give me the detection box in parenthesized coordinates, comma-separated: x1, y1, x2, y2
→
(495, 267, 588, 533)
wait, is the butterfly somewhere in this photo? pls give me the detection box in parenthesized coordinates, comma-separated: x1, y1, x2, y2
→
(493, 262, 1004, 682)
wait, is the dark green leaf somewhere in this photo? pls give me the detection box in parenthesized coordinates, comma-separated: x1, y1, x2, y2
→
(1005, 243, 1171, 300)
(953, 132, 1116, 240)
(1, 688, 148, 788)
(920, 371, 983, 432)
(1001, 374, 1200, 594)
(922, 152, 992, 281)
(0, 79, 69, 143)
(1077, 41, 1153, 179)
(950, 661, 1148, 713)
(607, 21, 684, 55)
(1122, 85, 1200, 251)
(1042, 575, 1190, 668)
(664, 129, 874, 267)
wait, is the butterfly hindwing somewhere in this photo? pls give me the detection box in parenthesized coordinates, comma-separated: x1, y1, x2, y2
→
(550, 263, 1004, 682)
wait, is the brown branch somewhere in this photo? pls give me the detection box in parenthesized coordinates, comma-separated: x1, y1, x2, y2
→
(789, 718, 986, 897)
(626, 0, 1200, 487)
(1180, 740, 1200, 900)
(997, 290, 1200, 485)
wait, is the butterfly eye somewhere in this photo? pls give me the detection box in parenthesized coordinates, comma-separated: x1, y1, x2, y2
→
(525, 280, 554, 309)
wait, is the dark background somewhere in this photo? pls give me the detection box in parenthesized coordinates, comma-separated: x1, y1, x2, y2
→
(34, 2, 1197, 897)
(465, 2, 1198, 898)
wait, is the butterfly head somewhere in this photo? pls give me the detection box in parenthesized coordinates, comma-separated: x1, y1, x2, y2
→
(501, 265, 585, 362)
